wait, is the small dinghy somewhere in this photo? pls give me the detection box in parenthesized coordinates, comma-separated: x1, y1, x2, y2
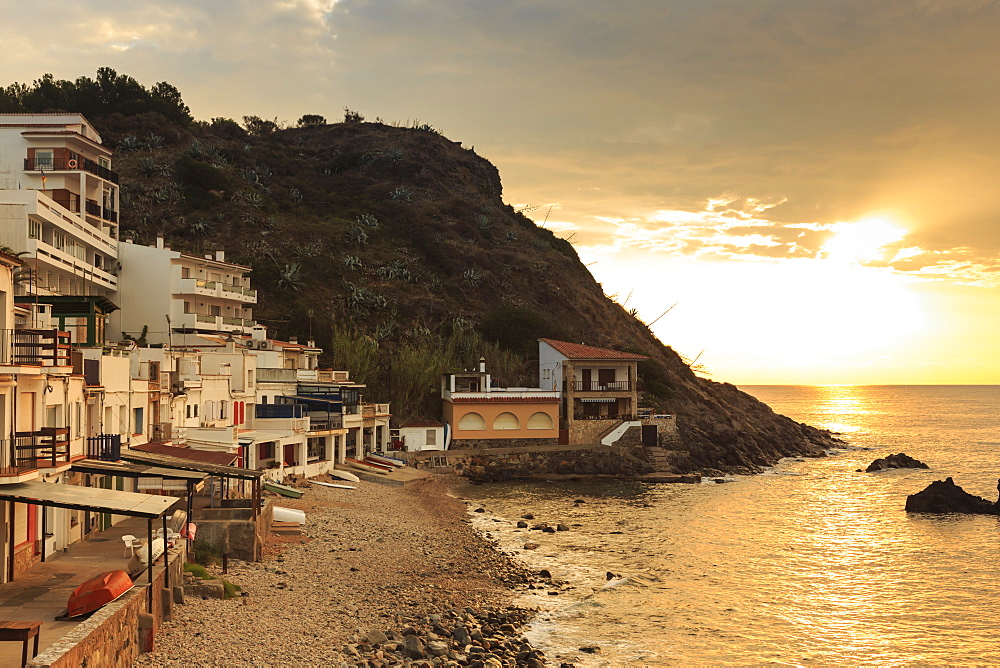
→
(329, 469, 361, 483)
(361, 457, 394, 471)
(67, 570, 133, 618)
(136, 537, 165, 565)
(263, 480, 304, 498)
(368, 454, 405, 467)
(309, 480, 356, 490)
(273, 506, 306, 524)
(345, 458, 388, 474)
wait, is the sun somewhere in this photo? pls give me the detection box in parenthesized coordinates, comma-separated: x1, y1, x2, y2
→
(822, 217, 907, 264)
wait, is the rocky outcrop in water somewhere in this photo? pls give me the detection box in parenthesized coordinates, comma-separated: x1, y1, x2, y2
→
(866, 453, 929, 472)
(904, 477, 999, 514)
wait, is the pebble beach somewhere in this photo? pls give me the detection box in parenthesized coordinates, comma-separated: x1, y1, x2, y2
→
(136, 474, 549, 667)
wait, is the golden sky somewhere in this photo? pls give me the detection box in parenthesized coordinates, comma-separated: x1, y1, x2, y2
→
(4, 0, 999, 384)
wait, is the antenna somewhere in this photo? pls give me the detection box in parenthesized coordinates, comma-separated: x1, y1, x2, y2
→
(540, 205, 553, 228)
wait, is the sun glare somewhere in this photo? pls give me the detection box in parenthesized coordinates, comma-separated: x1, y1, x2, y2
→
(822, 217, 907, 264)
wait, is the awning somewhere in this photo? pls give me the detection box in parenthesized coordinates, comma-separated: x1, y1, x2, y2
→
(0, 480, 177, 518)
(237, 430, 287, 445)
(72, 459, 207, 482)
(122, 450, 263, 481)
(580, 398, 618, 403)
(131, 442, 237, 466)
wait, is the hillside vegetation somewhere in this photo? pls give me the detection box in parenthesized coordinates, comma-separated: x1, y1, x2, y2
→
(2, 71, 839, 473)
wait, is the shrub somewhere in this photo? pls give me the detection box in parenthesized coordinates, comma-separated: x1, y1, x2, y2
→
(192, 539, 221, 566)
(297, 114, 326, 127)
(184, 562, 212, 579)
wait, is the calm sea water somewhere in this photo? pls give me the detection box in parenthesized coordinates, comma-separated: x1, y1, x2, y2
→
(465, 385, 1000, 666)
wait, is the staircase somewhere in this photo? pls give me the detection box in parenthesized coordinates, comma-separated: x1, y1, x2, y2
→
(643, 446, 674, 472)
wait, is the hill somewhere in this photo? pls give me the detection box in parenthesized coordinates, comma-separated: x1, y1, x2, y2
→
(3, 72, 839, 473)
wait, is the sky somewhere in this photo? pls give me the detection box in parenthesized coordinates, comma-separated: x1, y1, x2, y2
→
(3, 0, 1000, 385)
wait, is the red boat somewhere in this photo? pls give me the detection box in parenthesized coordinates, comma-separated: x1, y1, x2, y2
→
(67, 570, 134, 618)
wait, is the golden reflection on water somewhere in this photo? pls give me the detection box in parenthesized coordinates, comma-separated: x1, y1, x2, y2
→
(815, 385, 870, 433)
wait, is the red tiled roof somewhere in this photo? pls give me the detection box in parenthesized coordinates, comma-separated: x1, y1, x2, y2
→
(132, 443, 237, 466)
(539, 338, 649, 361)
(400, 420, 444, 428)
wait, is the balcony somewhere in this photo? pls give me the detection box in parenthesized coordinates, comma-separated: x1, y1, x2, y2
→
(84, 200, 118, 223)
(14, 427, 71, 469)
(221, 283, 258, 303)
(256, 368, 297, 383)
(0, 329, 73, 367)
(24, 156, 119, 184)
(176, 279, 256, 304)
(565, 380, 633, 392)
(86, 434, 121, 461)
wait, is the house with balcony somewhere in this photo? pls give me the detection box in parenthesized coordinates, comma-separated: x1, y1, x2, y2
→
(442, 359, 560, 448)
(110, 237, 256, 345)
(0, 113, 122, 348)
(538, 338, 649, 445)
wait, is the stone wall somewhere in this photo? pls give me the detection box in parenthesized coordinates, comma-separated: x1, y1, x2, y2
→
(448, 437, 559, 450)
(29, 545, 187, 668)
(195, 502, 272, 562)
(13, 542, 39, 579)
(568, 419, 618, 445)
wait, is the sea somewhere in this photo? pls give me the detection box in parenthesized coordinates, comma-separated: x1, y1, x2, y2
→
(465, 385, 1000, 666)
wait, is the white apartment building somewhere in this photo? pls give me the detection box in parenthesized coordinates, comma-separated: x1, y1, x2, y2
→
(0, 113, 120, 302)
(110, 238, 256, 345)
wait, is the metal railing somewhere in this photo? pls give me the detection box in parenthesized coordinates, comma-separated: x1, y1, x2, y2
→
(309, 415, 343, 431)
(566, 380, 632, 392)
(572, 413, 638, 421)
(86, 434, 121, 461)
(14, 427, 71, 468)
(7, 329, 72, 366)
(24, 156, 119, 184)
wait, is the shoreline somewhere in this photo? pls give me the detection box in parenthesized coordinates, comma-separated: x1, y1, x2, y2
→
(137, 474, 549, 666)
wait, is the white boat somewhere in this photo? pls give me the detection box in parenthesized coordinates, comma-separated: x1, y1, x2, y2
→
(329, 469, 360, 483)
(136, 537, 165, 565)
(369, 453, 406, 467)
(273, 506, 306, 524)
(309, 480, 356, 490)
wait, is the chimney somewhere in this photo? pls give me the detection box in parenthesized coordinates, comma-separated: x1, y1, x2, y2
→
(478, 356, 486, 373)
(289, 336, 298, 345)
(215, 250, 225, 262)
(155, 235, 164, 249)
(307, 338, 316, 348)
(251, 325, 267, 342)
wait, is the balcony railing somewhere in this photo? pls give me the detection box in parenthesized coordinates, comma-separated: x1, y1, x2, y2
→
(24, 156, 119, 184)
(6, 329, 72, 366)
(84, 200, 118, 223)
(0, 439, 37, 476)
(86, 434, 121, 461)
(309, 414, 343, 431)
(565, 380, 632, 392)
(14, 427, 71, 468)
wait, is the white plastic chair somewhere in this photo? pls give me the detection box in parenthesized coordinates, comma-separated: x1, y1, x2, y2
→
(122, 534, 140, 557)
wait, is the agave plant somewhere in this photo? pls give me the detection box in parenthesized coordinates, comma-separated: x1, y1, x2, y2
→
(137, 157, 166, 177)
(341, 255, 363, 271)
(118, 134, 141, 152)
(357, 213, 379, 228)
(390, 185, 413, 202)
(145, 133, 164, 150)
(505, 229, 520, 242)
(344, 226, 368, 246)
(277, 262, 304, 291)
(187, 139, 205, 158)
(475, 214, 491, 231)
(289, 188, 303, 204)
(462, 268, 484, 287)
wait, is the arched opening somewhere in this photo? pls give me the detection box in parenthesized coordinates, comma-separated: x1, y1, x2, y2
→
(527, 412, 554, 429)
(458, 412, 485, 430)
(493, 412, 520, 430)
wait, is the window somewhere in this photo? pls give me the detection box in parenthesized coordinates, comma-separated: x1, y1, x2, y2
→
(527, 412, 554, 430)
(186, 405, 192, 419)
(493, 412, 520, 430)
(183, 301, 192, 314)
(542, 369, 550, 380)
(426, 429, 437, 446)
(182, 267, 192, 279)
(133, 407, 144, 434)
(28, 220, 41, 240)
(458, 412, 485, 431)
(35, 150, 54, 170)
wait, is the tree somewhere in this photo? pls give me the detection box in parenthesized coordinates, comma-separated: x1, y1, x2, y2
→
(296, 114, 326, 127)
(343, 107, 365, 124)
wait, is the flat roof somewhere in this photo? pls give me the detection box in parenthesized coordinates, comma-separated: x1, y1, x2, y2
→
(131, 443, 237, 466)
(72, 459, 207, 482)
(0, 480, 177, 519)
(121, 450, 263, 481)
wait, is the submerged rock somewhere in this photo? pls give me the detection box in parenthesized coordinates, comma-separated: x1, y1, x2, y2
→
(867, 452, 929, 472)
(905, 477, 999, 514)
